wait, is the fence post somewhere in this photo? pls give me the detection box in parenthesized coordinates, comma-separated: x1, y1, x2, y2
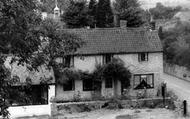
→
(162, 83, 166, 106)
(183, 100, 187, 117)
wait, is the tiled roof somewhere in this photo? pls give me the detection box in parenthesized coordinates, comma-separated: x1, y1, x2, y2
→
(62, 28, 163, 55)
(5, 57, 55, 85)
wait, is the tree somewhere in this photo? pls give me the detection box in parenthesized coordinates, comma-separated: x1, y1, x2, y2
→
(0, 0, 83, 118)
(0, 0, 42, 117)
(61, 0, 89, 28)
(37, 18, 83, 70)
(88, 0, 97, 28)
(39, 0, 70, 13)
(96, 0, 113, 28)
(113, 0, 145, 27)
(149, 2, 182, 20)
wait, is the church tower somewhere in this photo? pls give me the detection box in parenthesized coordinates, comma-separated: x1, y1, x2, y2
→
(54, 0, 60, 20)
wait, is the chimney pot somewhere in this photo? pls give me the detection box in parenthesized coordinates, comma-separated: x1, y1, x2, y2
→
(114, 14, 120, 27)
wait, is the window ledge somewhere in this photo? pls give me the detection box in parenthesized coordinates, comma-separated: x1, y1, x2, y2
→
(133, 87, 154, 90)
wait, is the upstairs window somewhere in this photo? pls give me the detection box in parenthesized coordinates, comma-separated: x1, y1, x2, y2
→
(134, 74, 154, 89)
(138, 53, 148, 62)
(103, 54, 113, 64)
(63, 56, 74, 67)
(63, 80, 75, 91)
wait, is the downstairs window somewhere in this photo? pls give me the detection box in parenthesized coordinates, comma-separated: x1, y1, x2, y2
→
(63, 80, 75, 91)
(134, 74, 154, 89)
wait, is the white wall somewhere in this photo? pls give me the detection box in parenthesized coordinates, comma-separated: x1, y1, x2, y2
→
(55, 52, 163, 100)
(73, 53, 163, 74)
(56, 80, 92, 101)
(74, 55, 102, 72)
(114, 53, 163, 74)
(8, 85, 55, 118)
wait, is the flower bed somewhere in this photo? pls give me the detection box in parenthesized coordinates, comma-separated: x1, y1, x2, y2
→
(51, 97, 175, 117)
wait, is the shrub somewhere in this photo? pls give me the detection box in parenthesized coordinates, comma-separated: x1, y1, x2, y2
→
(102, 98, 123, 109)
(101, 58, 131, 86)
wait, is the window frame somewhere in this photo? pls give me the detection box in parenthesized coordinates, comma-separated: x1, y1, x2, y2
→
(105, 78, 113, 88)
(83, 79, 94, 91)
(63, 79, 75, 91)
(63, 55, 74, 68)
(133, 74, 154, 90)
(138, 52, 148, 62)
(103, 54, 113, 64)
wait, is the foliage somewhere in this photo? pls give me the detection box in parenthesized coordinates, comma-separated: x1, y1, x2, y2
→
(101, 58, 131, 85)
(38, 0, 69, 13)
(0, 57, 12, 118)
(35, 18, 84, 69)
(61, 0, 90, 28)
(0, 0, 42, 65)
(88, 0, 97, 28)
(102, 98, 123, 109)
(73, 91, 81, 102)
(0, 0, 84, 117)
(96, 0, 113, 28)
(113, 0, 145, 27)
(0, 0, 42, 117)
(56, 68, 81, 85)
(149, 2, 182, 20)
(161, 21, 190, 69)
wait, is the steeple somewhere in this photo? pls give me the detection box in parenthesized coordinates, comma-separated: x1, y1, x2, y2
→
(148, 9, 156, 30)
(54, 0, 60, 19)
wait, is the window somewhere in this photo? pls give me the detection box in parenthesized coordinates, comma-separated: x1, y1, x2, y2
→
(138, 53, 148, 62)
(103, 54, 113, 64)
(105, 79, 113, 88)
(63, 56, 74, 67)
(63, 80, 75, 91)
(134, 74, 154, 89)
(9, 85, 48, 106)
(83, 79, 93, 91)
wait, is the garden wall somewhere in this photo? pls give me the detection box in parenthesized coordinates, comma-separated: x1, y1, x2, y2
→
(51, 97, 173, 117)
(164, 63, 190, 82)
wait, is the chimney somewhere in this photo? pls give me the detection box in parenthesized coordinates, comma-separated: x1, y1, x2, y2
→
(114, 14, 120, 27)
(150, 15, 156, 30)
(150, 21, 156, 30)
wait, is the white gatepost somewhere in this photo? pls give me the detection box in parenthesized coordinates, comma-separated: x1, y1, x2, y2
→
(48, 84, 55, 115)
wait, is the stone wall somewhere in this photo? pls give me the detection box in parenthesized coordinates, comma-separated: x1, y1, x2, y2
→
(164, 63, 190, 82)
(51, 98, 173, 117)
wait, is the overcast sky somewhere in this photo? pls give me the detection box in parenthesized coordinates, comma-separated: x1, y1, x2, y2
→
(138, 0, 190, 9)
(110, 0, 190, 9)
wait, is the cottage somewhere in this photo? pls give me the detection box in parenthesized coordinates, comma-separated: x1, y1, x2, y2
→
(4, 57, 55, 118)
(55, 28, 163, 101)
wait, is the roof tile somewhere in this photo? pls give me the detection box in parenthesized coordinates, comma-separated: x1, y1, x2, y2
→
(61, 28, 163, 55)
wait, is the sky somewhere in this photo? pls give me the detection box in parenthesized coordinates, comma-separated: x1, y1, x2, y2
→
(110, 0, 190, 9)
(139, 0, 190, 9)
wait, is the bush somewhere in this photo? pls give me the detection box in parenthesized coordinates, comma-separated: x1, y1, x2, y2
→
(102, 98, 123, 109)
